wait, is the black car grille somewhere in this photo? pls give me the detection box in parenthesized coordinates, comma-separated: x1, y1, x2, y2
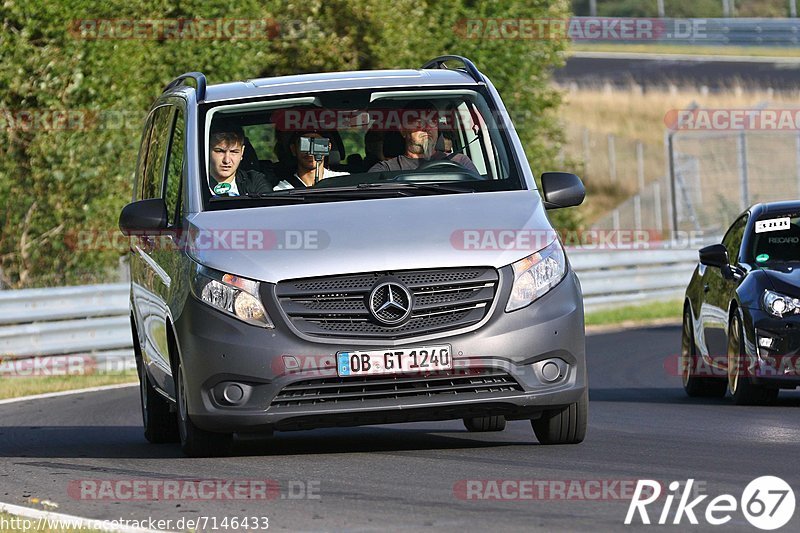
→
(270, 369, 523, 408)
(274, 267, 499, 339)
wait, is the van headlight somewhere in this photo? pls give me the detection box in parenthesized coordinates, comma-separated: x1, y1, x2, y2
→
(506, 239, 567, 312)
(191, 265, 274, 328)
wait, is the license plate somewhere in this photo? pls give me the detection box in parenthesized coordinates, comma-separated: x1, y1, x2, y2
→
(336, 345, 452, 377)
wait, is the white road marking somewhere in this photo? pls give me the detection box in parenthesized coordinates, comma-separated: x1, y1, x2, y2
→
(0, 501, 168, 533)
(0, 383, 137, 406)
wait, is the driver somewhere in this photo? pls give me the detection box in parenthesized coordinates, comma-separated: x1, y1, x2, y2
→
(368, 101, 478, 173)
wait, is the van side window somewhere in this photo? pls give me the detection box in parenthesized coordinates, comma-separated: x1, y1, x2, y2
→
(164, 108, 185, 225)
(141, 106, 175, 200)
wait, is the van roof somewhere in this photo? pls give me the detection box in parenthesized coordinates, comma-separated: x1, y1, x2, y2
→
(203, 68, 483, 102)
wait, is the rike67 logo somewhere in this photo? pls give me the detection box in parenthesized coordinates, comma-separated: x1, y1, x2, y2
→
(626, 477, 795, 530)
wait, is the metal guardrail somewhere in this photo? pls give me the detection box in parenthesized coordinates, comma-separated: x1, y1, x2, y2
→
(0, 248, 700, 361)
(0, 284, 128, 325)
(571, 248, 697, 310)
(572, 17, 800, 47)
(0, 284, 132, 361)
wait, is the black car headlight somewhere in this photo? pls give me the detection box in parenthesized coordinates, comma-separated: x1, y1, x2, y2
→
(191, 264, 274, 328)
(506, 239, 567, 312)
(761, 290, 800, 318)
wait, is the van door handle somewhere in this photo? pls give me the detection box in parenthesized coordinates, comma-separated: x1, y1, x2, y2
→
(703, 284, 710, 293)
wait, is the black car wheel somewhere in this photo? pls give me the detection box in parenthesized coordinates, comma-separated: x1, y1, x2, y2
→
(727, 312, 779, 406)
(138, 359, 179, 443)
(176, 361, 233, 457)
(681, 308, 726, 398)
(463, 415, 506, 432)
(531, 388, 587, 445)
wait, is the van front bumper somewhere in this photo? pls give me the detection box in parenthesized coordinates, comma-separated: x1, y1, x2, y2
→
(174, 270, 587, 433)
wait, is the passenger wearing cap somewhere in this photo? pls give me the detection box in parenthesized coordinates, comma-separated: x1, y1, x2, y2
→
(273, 131, 349, 190)
(208, 124, 274, 197)
(367, 101, 478, 173)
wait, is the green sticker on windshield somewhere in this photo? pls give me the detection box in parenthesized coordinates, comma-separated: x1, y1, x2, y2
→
(213, 182, 232, 195)
(756, 253, 769, 262)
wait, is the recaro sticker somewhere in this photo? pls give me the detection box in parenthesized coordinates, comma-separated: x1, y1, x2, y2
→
(755, 217, 791, 234)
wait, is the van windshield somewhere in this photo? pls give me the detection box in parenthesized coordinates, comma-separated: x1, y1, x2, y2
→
(201, 88, 525, 208)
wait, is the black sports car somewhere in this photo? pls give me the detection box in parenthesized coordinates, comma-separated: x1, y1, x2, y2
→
(682, 201, 800, 405)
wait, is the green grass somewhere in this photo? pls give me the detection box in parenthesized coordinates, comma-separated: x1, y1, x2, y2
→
(585, 299, 683, 326)
(0, 371, 137, 400)
(569, 42, 800, 58)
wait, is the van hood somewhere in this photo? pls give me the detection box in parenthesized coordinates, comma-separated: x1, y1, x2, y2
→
(186, 190, 554, 283)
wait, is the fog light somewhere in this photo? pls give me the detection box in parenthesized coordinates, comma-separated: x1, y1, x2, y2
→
(758, 337, 775, 349)
(222, 383, 245, 405)
(541, 361, 561, 382)
(532, 358, 568, 384)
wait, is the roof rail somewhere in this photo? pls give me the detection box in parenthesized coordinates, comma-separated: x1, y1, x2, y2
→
(420, 55, 483, 84)
(163, 72, 207, 101)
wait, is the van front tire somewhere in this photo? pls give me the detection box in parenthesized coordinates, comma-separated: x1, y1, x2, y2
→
(176, 362, 233, 457)
(531, 389, 588, 445)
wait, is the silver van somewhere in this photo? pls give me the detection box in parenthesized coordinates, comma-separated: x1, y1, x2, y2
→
(120, 56, 588, 456)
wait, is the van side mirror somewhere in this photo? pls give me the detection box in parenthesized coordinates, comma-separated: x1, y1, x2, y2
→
(699, 244, 729, 269)
(119, 198, 168, 236)
(541, 172, 585, 210)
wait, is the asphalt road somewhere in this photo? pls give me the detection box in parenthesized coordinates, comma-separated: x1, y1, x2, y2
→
(1, 325, 799, 532)
(555, 55, 800, 91)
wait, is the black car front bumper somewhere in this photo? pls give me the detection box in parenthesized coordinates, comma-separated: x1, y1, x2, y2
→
(744, 309, 800, 387)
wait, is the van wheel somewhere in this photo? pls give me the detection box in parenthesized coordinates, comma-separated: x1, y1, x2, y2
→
(531, 389, 588, 445)
(176, 362, 232, 457)
(138, 360, 179, 443)
(463, 415, 506, 432)
(681, 308, 726, 398)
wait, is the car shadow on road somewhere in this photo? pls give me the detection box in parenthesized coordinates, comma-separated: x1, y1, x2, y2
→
(233, 424, 534, 457)
(0, 424, 535, 459)
(590, 387, 800, 406)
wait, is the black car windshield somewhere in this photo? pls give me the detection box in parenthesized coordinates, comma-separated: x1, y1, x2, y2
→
(751, 215, 800, 264)
(200, 88, 523, 209)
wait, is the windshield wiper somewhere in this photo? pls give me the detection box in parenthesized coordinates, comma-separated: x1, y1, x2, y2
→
(233, 186, 416, 202)
(209, 193, 306, 202)
(356, 182, 474, 194)
(211, 183, 472, 205)
(250, 183, 469, 199)
(278, 186, 416, 198)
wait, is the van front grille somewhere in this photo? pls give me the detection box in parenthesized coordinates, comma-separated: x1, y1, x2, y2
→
(274, 267, 499, 339)
(270, 369, 523, 408)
